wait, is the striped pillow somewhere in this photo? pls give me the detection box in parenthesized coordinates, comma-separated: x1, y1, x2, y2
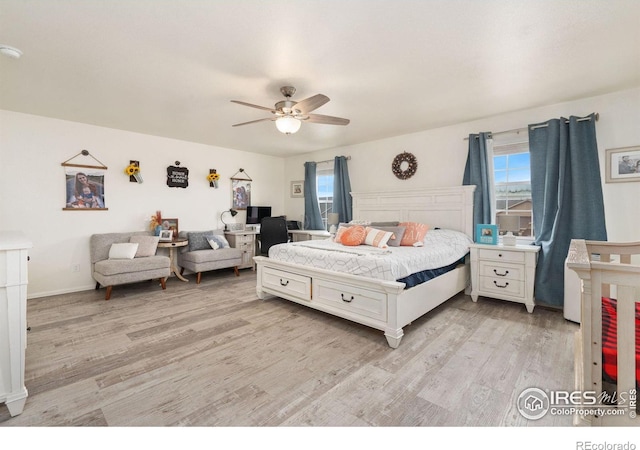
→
(364, 227, 394, 248)
(398, 222, 429, 246)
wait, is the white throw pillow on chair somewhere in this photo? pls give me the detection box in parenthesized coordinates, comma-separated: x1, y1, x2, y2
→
(108, 243, 139, 259)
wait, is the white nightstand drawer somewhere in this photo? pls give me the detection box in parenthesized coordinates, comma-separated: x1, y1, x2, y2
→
(479, 261, 524, 281)
(478, 248, 525, 264)
(313, 280, 387, 322)
(479, 276, 525, 298)
(263, 267, 311, 300)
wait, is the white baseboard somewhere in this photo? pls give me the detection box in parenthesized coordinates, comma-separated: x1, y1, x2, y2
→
(27, 284, 96, 300)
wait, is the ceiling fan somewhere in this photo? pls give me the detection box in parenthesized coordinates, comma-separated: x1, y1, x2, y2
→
(231, 86, 350, 134)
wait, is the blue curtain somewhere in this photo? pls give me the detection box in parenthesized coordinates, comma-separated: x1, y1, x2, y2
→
(332, 156, 352, 223)
(462, 132, 493, 240)
(303, 162, 324, 230)
(529, 113, 607, 308)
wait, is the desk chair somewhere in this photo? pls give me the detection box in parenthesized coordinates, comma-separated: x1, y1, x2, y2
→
(260, 216, 289, 256)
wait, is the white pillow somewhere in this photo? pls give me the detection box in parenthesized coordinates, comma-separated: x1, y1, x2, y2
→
(363, 227, 394, 248)
(108, 243, 139, 259)
(207, 234, 230, 249)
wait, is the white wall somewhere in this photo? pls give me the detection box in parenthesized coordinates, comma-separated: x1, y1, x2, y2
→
(284, 87, 640, 243)
(0, 111, 285, 298)
(2, 87, 638, 299)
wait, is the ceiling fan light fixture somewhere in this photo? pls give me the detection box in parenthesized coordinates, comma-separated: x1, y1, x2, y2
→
(275, 116, 301, 134)
(0, 45, 23, 59)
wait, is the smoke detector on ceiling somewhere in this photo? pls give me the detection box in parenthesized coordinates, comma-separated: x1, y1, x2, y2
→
(0, 45, 23, 59)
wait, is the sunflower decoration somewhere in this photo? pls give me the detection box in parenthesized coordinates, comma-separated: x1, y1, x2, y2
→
(124, 163, 139, 176)
(124, 162, 143, 183)
(207, 170, 220, 188)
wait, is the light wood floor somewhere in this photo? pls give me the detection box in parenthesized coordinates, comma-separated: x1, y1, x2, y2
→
(1, 269, 579, 427)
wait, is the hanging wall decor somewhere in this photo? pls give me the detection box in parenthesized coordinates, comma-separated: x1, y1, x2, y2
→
(604, 145, 640, 183)
(124, 160, 143, 183)
(167, 161, 189, 188)
(207, 169, 220, 188)
(391, 151, 418, 180)
(62, 149, 108, 210)
(230, 168, 252, 210)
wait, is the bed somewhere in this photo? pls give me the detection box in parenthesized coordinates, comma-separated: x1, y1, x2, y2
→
(254, 186, 475, 348)
(566, 239, 640, 427)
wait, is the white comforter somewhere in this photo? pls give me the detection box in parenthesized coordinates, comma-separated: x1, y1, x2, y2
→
(268, 229, 473, 281)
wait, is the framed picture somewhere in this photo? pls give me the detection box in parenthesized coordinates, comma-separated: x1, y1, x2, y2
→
(605, 146, 640, 183)
(290, 180, 304, 198)
(64, 168, 107, 210)
(231, 179, 251, 210)
(161, 218, 179, 236)
(476, 224, 498, 245)
(159, 229, 173, 242)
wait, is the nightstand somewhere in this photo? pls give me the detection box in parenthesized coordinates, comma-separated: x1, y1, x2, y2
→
(469, 243, 540, 313)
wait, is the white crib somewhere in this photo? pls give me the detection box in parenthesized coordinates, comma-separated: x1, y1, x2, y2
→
(567, 239, 639, 426)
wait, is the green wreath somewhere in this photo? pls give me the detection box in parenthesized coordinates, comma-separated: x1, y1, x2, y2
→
(392, 152, 418, 180)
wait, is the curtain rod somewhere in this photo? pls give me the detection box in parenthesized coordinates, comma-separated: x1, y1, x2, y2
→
(529, 113, 599, 130)
(463, 113, 599, 140)
(304, 155, 351, 165)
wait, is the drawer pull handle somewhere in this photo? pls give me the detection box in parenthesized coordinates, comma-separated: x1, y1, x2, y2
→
(493, 281, 509, 288)
(493, 269, 509, 277)
(279, 279, 289, 286)
(341, 293, 354, 303)
(498, 253, 503, 258)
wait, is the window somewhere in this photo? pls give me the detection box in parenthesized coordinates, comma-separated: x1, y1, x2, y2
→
(492, 135, 533, 238)
(316, 167, 334, 230)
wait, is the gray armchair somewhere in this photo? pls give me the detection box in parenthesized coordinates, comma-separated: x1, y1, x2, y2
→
(90, 231, 170, 300)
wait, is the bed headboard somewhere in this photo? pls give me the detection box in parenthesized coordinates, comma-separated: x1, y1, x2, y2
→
(351, 186, 476, 238)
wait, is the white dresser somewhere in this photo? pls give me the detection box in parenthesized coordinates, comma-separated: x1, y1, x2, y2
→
(469, 243, 540, 313)
(0, 231, 31, 416)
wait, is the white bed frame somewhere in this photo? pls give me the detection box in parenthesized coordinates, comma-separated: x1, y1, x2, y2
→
(254, 186, 475, 348)
(567, 239, 640, 426)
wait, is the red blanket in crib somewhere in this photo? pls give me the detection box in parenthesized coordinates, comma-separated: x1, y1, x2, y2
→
(601, 297, 640, 383)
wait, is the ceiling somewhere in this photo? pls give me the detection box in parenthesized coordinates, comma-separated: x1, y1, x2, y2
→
(1, 1, 639, 158)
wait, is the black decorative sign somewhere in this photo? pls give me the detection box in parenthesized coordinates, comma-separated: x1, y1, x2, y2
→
(167, 165, 189, 188)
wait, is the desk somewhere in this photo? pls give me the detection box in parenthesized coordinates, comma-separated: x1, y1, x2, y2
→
(288, 229, 331, 242)
(158, 239, 189, 282)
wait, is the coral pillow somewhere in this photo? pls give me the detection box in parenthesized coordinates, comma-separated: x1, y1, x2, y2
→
(398, 222, 429, 246)
(340, 225, 367, 246)
(334, 225, 350, 243)
(364, 227, 394, 248)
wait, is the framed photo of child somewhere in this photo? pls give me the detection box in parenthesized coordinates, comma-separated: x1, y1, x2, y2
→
(64, 168, 107, 210)
(476, 224, 498, 245)
(159, 229, 173, 242)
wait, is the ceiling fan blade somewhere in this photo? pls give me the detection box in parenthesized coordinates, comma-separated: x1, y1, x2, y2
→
(232, 117, 275, 127)
(230, 100, 275, 112)
(292, 94, 329, 114)
(304, 113, 350, 126)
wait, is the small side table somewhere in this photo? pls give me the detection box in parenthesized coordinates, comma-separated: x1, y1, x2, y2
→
(469, 243, 540, 313)
(158, 239, 189, 282)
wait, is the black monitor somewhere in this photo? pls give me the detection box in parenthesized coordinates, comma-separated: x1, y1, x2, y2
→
(246, 206, 272, 225)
